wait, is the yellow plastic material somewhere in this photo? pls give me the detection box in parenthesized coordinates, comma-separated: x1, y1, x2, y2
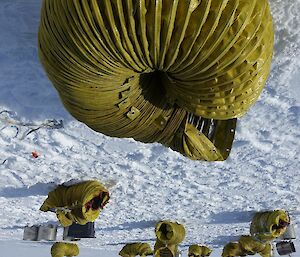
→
(155, 221, 186, 245)
(222, 236, 271, 257)
(154, 221, 185, 257)
(239, 236, 272, 257)
(51, 242, 79, 257)
(221, 242, 245, 257)
(119, 243, 153, 257)
(39, 0, 274, 161)
(188, 245, 213, 257)
(40, 180, 109, 226)
(250, 210, 290, 242)
(154, 245, 177, 257)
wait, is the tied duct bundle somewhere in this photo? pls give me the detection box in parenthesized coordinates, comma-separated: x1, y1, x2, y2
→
(250, 210, 290, 242)
(51, 242, 79, 257)
(188, 245, 213, 257)
(40, 180, 109, 227)
(222, 236, 272, 257)
(39, 0, 274, 161)
(222, 242, 245, 257)
(154, 245, 177, 257)
(119, 242, 153, 257)
(155, 221, 186, 245)
(154, 221, 185, 257)
(239, 235, 272, 257)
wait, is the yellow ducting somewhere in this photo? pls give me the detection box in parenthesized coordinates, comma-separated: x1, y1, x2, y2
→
(39, 0, 274, 161)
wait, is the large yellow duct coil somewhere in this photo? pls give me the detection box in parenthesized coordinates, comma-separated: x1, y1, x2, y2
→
(39, 0, 274, 161)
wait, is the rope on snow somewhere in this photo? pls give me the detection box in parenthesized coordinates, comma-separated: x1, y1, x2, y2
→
(0, 110, 63, 139)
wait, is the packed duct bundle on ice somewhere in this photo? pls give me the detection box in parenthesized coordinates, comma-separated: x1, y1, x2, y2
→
(154, 221, 185, 257)
(119, 242, 153, 257)
(188, 245, 213, 257)
(250, 210, 290, 242)
(51, 242, 79, 257)
(40, 180, 110, 227)
(222, 236, 272, 257)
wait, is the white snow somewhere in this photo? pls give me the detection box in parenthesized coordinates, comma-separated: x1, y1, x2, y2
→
(0, 0, 300, 256)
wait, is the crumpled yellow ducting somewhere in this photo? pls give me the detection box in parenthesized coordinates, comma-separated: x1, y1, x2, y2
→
(119, 242, 153, 257)
(39, 0, 274, 161)
(51, 242, 79, 257)
(40, 180, 109, 226)
(222, 236, 272, 257)
(188, 245, 213, 257)
(250, 210, 290, 242)
(154, 221, 185, 257)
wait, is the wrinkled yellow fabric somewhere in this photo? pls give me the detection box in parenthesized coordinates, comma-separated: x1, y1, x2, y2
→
(154, 243, 177, 257)
(222, 242, 245, 257)
(188, 245, 212, 257)
(259, 243, 272, 257)
(56, 210, 73, 227)
(250, 210, 290, 242)
(154, 221, 185, 257)
(119, 242, 153, 257)
(239, 236, 272, 257)
(222, 236, 272, 257)
(51, 242, 79, 257)
(155, 221, 186, 245)
(40, 180, 109, 226)
(39, 0, 273, 161)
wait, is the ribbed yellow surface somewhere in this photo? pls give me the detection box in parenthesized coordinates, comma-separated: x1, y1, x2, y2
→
(222, 237, 271, 257)
(119, 242, 153, 257)
(222, 242, 244, 257)
(188, 245, 212, 257)
(155, 221, 186, 245)
(51, 242, 79, 257)
(40, 180, 109, 226)
(39, 0, 273, 161)
(239, 235, 271, 256)
(250, 210, 290, 242)
(154, 245, 177, 257)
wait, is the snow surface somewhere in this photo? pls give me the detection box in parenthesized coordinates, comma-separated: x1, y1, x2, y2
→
(0, 0, 300, 256)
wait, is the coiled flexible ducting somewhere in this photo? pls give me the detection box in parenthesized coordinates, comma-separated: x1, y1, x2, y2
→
(239, 235, 272, 257)
(250, 210, 290, 242)
(222, 242, 244, 257)
(154, 244, 177, 257)
(155, 221, 186, 245)
(51, 242, 79, 257)
(188, 245, 212, 257)
(154, 221, 185, 257)
(119, 242, 153, 257)
(222, 236, 271, 257)
(39, 0, 274, 161)
(40, 180, 109, 226)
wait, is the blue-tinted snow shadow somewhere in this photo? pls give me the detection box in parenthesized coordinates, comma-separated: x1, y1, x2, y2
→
(208, 210, 255, 224)
(0, 0, 73, 121)
(104, 238, 155, 247)
(288, 106, 300, 125)
(0, 182, 56, 198)
(100, 220, 157, 232)
(210, 235, 239, 247)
